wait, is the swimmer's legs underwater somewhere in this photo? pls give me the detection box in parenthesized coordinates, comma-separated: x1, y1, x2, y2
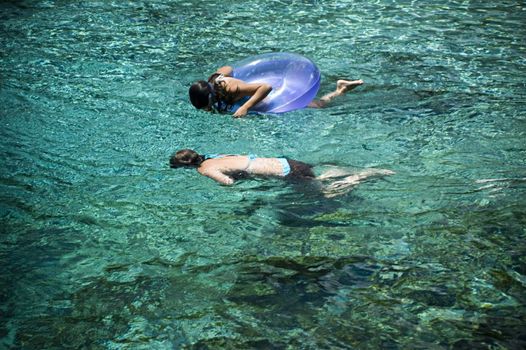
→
(308, 79, 364, 108)
(316, 167, 395, 198)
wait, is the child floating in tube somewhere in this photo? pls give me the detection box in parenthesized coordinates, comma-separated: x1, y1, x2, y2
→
(189, 56, 363, 117)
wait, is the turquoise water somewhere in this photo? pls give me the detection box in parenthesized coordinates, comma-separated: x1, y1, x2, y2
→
(1, 0, 525, 348)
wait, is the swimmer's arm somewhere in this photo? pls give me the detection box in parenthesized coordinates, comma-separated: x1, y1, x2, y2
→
(199, 168, 235, 185)
(232, 81, 272, 118)
(215, 66, 233, 77)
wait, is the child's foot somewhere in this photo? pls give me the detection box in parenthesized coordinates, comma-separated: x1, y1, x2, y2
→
(337, 79, 364, 94)
(360, 168, 395, 177)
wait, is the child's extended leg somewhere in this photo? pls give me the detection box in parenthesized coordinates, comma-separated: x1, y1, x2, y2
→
(316, 166, 355, 180)
(321, 168, 394, 198)
(308, 79, 364, 108)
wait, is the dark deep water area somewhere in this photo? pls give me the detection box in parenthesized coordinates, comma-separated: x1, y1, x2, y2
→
(1, 0, 525, 348)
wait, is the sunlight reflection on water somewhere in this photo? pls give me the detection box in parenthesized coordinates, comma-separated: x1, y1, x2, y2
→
(1, 0, 525, 348)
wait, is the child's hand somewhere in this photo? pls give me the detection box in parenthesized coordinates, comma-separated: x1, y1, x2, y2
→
(233, 106, 248, 118)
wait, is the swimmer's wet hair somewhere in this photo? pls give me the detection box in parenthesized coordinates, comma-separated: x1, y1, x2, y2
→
(189, 74, 239, 112)
(189, 81, 211, 109)
(170, 149, 204, 168)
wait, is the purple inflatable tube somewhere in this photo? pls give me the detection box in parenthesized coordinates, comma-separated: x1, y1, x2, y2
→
(232, 52, 321, 113)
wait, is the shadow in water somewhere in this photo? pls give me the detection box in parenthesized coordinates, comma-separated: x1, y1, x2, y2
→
(226, 255, 380, 309)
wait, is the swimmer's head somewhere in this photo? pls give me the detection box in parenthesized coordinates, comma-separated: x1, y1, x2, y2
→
(170, 149, 204, 168)
(189, 81, 213, 110)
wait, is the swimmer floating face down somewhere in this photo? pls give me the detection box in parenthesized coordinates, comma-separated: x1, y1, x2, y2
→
(189, 66, 272, 117)
(188, 53, 364, 117)
(169, 149, 394, 197)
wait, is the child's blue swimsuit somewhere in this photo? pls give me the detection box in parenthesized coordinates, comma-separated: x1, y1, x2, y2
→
(203, 154, 291, 176)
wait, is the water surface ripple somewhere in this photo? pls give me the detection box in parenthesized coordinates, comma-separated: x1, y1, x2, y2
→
(1, 0, 525, 348)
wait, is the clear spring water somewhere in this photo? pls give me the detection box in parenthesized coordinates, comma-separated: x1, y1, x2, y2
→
(1, 0, 525, 348)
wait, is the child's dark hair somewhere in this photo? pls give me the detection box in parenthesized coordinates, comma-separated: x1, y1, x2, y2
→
(188, 73, 239, 112)
(169, 149, 204, 168)
(188, 81, 211, 109)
